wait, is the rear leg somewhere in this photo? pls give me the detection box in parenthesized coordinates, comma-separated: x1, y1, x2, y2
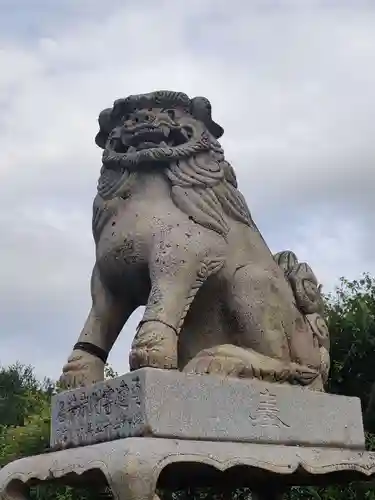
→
(212, 262, 322, 384)
(183, 263, 320, 385)
(60, 264, 137, 388)
(228, 262, 293, 361)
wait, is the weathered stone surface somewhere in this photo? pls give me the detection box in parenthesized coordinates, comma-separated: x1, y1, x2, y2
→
(3, 437, 375, 500)
(51, 368, 364, 450)
(59, 90, 330, 391)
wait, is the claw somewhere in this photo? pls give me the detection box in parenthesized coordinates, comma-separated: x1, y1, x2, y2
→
(129, 321, 178, 370)
(59, 349, 105, 390)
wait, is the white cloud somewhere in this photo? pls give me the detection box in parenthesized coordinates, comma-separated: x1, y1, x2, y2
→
(1, 0, 375, 379)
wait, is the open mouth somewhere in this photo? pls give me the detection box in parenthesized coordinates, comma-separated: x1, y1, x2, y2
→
(130, 128, 168, 150)
(120, 125, 190, 152)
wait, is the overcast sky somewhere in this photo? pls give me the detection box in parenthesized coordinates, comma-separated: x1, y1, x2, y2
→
(1, 0, 375, 381)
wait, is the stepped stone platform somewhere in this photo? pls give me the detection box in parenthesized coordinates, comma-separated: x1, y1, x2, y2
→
(1, 369, 374, 500)
(51, 368, 365, 450)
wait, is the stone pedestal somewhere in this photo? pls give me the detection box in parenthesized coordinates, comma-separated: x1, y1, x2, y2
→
(50, 368, 365, 450)
(1, 370, 375, 500)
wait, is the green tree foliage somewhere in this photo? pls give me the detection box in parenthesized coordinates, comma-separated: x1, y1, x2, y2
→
(0, 363, 53, 465)
(326, 273, 375, 411)
(0, 363, 53, 428)
(1, 275, 375, 499)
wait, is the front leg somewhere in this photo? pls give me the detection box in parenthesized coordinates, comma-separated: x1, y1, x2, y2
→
(60, 264, 137, 388)
(129, 250, 224, 371)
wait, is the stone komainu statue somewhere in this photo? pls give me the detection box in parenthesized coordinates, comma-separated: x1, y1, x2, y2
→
(60, 91, 330, 390)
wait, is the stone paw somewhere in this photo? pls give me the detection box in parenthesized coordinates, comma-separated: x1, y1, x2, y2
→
(129, 320, 178, 370)
(183, 344, 321, 387)
(59, 349, 105, 390)
(184, 352, 246, 378)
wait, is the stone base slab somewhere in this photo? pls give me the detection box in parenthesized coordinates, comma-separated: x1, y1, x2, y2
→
(2, 438, 375, 500)
(50, 368, 365, 450)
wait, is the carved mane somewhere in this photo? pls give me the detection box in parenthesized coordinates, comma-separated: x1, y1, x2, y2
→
(166, 142, 255, 236)
(96, 143, 257, 238)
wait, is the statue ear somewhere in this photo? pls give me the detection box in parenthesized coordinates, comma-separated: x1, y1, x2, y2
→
(95, 108, 114, 149)
(190, 96, 224, 139)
